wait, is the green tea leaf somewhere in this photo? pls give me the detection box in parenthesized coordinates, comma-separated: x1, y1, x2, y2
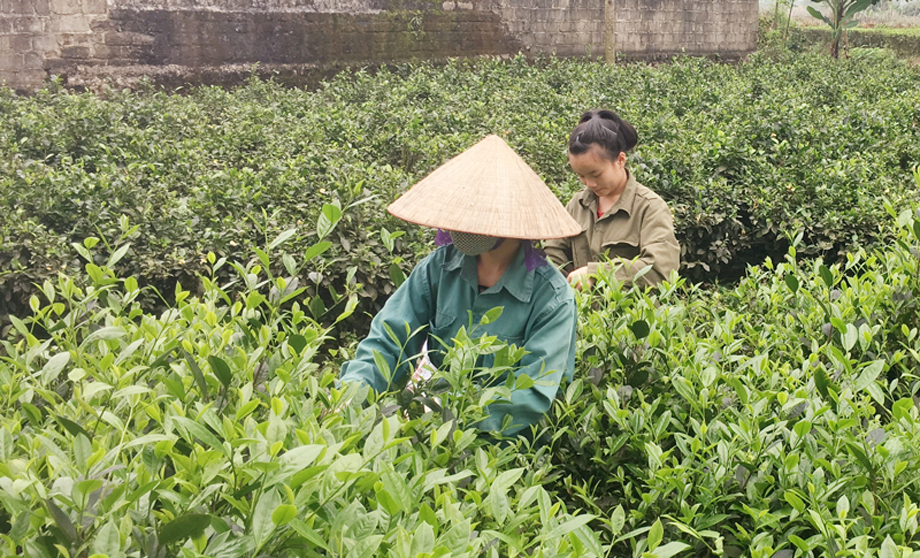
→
(854, 360, 884, 392)
(545, 515, 595, 540)
(208, 355, 232, 388)
(45, 499, 78, 544)
(158, 513, 211, 546)
(271, 504, 297, 526)
(41, 352, 71, 384)
(652, 541, 691, 558)
(288, 519, 329, 551)
(818, 264, 833, 287)
(630, 320, 650, 339)
(317, 204, 342, 239)
(648, 519, 663, 551)
(182, 349, 210, 401)
(303, 241, 332, 262)
(83, 326, 128, 345)
(784, 491, 806, 513)
(784, 274, 799, 294)
(252, 488, 280, 547)
(268, 228, 297, 250)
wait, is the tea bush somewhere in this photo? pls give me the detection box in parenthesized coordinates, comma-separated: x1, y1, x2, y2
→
(0, 233, 604, 557)
(5, 181, 920, 556)
(2, 52, 920, 333)
(546, 168, 920, 556)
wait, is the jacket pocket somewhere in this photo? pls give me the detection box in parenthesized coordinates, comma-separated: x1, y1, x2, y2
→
(429, 309, 457, 346)
(601, 238, 641, 262)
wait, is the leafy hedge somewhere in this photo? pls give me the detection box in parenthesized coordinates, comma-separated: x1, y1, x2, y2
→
(547, 174, 920, 555)
(2, 52, 919, 331)
(3, 173, 920, 557)
(793, 26, 920, 58)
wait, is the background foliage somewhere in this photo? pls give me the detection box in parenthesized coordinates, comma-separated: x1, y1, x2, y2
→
(2, 52, 919, 332)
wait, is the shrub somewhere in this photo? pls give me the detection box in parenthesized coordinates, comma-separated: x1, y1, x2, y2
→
(1, 54, 919, 335)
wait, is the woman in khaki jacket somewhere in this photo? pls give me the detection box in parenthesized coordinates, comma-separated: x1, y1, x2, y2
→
(545, 109, 680, 289)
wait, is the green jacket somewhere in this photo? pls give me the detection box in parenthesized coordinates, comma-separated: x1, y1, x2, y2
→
(340, 244, 577, 436)
(545, 171, 680, 287)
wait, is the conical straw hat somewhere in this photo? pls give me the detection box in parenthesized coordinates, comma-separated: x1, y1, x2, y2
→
(387, 135, 581, 239)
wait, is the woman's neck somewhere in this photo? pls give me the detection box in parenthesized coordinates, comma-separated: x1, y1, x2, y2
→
(477, 239, 521, 288)
(597, 171, 629, 215)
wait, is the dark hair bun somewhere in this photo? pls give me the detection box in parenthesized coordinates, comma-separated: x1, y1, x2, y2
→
(568, 109, 638, 159)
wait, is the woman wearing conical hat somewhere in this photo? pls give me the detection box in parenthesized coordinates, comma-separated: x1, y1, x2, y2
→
(339, 135, 581, 438)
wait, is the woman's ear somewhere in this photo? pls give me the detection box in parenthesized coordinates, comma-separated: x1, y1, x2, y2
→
(615, 151, 627, 166)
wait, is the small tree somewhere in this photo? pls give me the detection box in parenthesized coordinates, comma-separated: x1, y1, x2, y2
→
(807, 0, 878, 57)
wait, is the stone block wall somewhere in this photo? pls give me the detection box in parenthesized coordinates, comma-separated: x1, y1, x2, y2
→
(1, 0, 758, 91)
(494, 0, 606, 58)
(614, 0, 758, 58)
(0, 0, 108, 90)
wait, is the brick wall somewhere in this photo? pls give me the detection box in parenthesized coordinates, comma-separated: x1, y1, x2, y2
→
(1, 0, 758, 91)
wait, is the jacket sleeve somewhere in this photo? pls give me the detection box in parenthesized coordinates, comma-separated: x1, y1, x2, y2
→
(543, 236, 575, 277)
(339, 257, 434, 392)
(477, 294, 577, 437)
(544, 196, 581, 276)
(587, 199, 679, 287)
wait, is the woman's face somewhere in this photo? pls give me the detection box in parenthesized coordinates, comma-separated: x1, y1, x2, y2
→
(568, 144, 627, 199)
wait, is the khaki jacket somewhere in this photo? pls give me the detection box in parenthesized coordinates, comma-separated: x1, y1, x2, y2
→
(545, 172, 680, 287)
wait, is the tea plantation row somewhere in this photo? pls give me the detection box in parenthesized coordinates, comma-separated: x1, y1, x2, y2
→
(2, 174, 920, 557)
(2, 51, 920, 334)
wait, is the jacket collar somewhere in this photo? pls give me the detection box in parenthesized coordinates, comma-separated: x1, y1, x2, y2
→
(442, 244, 534, 303)
(578, 169, 639, 220)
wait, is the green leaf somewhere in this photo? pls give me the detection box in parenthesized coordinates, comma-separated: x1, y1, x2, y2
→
(83, 326, 128, 345)
(41, 352, 71, 384)
(92, 520, 122, 556)
(208, 356, 232, 388)
(843, 324, 858, 352)
(335, 295, 359, 324)
(347, 534, 383, 558)
(410, 522, 435, 556)
(303, 241, 332, 262)
(846, 442, 874, 473)
(272, 504, 297, 526)
(56, 416, 91, 441)
(182, 349, 210, 401)
(288, 519, 329, 551)
(316, 204, 342, 239)
(784, 274, 799, 294)
(807, 5, 833, 27)
(252, 488, 280, 547)
(652, 541, 691, 558)
(630, 320, 650, 339)
(268, 228, 297, 250)
(480, 307, 504, 325)
(171, 416, 223, 451)
(545, 515, 595, 540)
(388, 263, 406, 288)
(107, 243, 131, 268)
(158, 513, 211, 546)
(818, 264, 833, 287)
(854, 360, 884, 392)
(788, 534, 810, 551)
(610, 505, 626, 536)
(880, 535, 898, 558)
(648, 519, 663, 551)
(784, 491, 806, 513)
(45, 499, 78, 544)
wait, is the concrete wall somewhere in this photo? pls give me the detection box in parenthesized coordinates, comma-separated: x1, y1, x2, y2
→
(1, 0, 758, 91)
